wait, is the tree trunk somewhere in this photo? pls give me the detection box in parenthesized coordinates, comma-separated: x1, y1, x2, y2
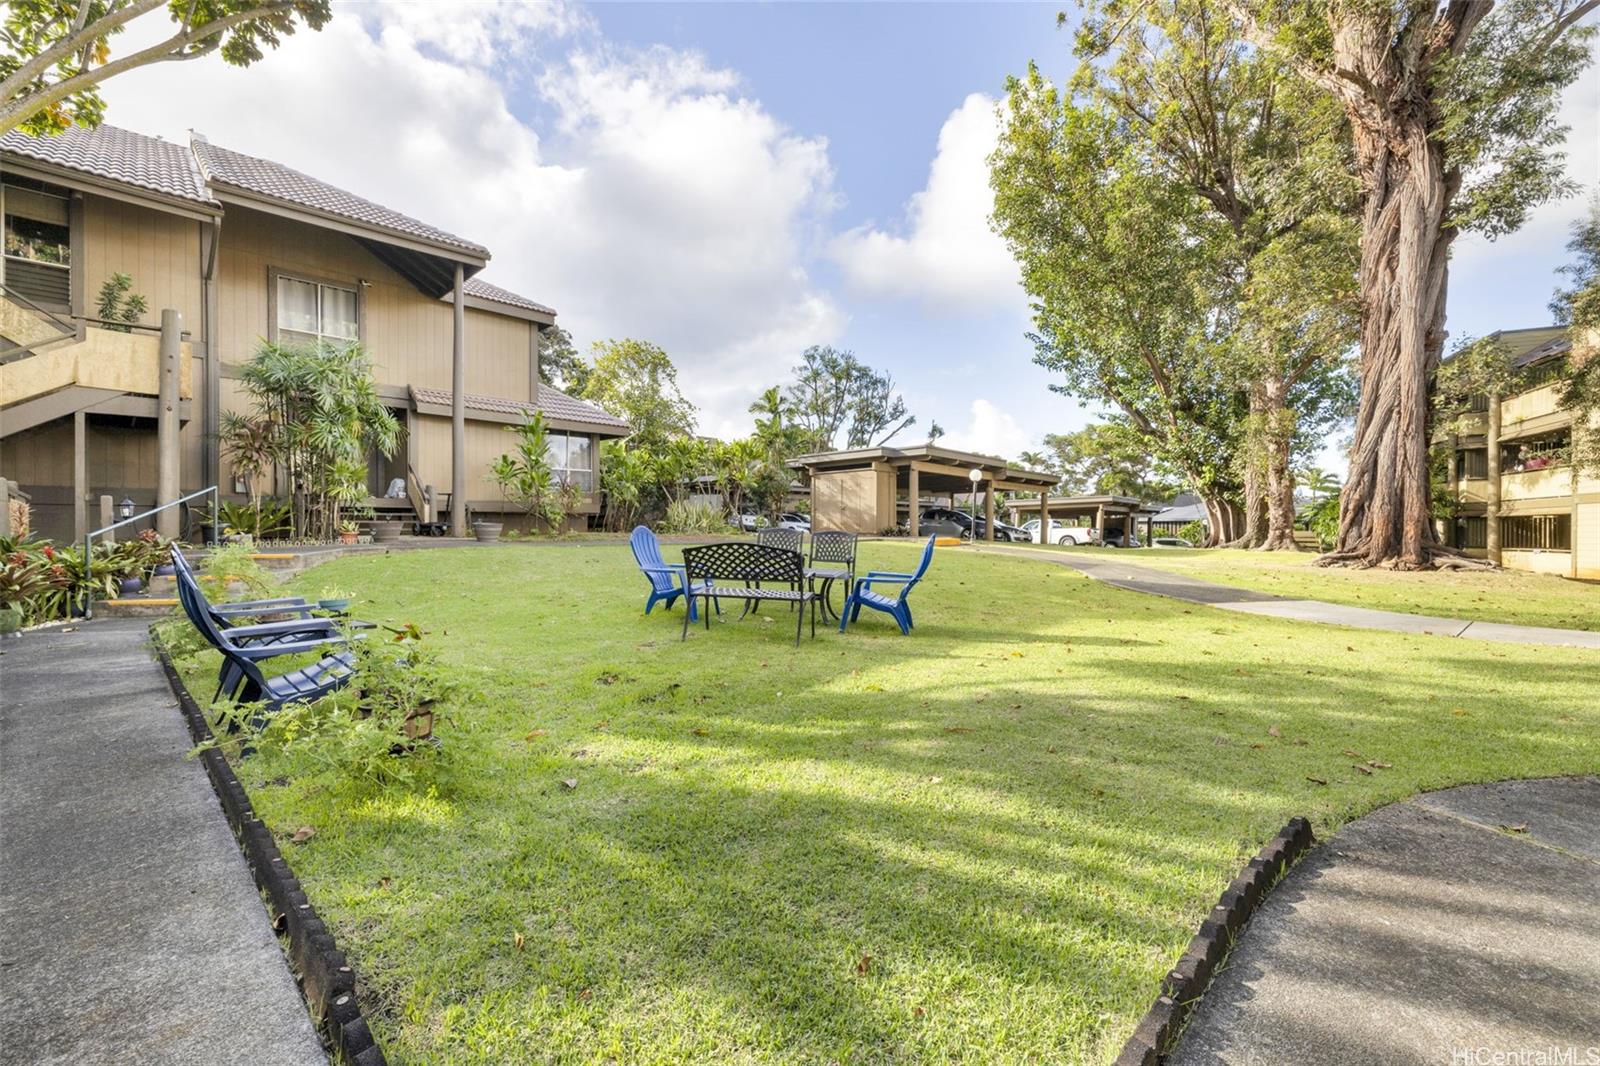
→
(1224, 386, 1267, 548)
(1321, 108, 1455, 569)
(1259, 374, 1299, 550)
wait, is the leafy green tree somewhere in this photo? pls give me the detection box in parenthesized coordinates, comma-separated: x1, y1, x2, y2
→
(1032, 422, 1184, 501)
(991, 73, 1249, 544)
(1231, 0, 1598, 568)
(232, 339, 398, 539)
(580, 339, 695, 453)
(599, 440, 651, 532)
(1069, 0, 1360, 549)
(537, 325, 589, 394)
(784, 345, 917, 450)
(1553, 195, 1600, 477)
(1, 0, 331, 136)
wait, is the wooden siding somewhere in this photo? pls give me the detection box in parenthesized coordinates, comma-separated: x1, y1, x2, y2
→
(412, 414, 599, 513)
(812, 468, 892, 533)
(214, 206, 533, 396)
(80, 195, 203, 328)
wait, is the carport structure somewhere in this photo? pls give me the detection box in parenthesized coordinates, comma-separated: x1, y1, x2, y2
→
(792, 445, 1059, 539)
(1005, 494, 1160, 546)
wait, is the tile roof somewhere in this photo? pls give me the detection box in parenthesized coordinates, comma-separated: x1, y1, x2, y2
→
(191, 136, 489, 258)
(463, 276, 556, 316)
(411, 385, 630, 432)
(1, 124, 216, 206)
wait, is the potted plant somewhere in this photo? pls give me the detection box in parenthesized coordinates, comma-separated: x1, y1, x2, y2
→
(368, 516, 403, 543)
(318, 586, 351, 612)
(338, 519, 360, 545)
(473, 519, 502, 543)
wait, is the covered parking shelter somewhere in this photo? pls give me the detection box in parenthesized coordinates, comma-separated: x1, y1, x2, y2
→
(1005, 494, 1160, 546)
(791, 445, 1059, 538)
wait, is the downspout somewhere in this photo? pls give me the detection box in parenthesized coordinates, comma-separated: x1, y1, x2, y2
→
(201, 217, 222, 495)
(451, 263, 467, 537)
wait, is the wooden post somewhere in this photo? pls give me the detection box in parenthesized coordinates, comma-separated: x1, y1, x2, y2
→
(0, 477, 10, 538)
(73, 411, 87, 541)
(156, 309, 181, 539)
(984, 482, 995, 541)
(1094, 503, 1105, 546)
(1039, 492, 1051, 545)
(99, 495, 115, 544)
(908, 467, 920, 536)
(1486, 396, 1502, 565)
(450, 264, 467, 537)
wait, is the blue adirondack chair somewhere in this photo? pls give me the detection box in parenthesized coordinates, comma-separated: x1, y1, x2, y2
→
(171, 545, 358, 704)
(838, 535, 936, 635)
(630, 526, 718, 623)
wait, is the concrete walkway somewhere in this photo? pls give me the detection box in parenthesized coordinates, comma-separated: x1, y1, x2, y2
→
(985, 546, 1600, 649)
(0, 621, 326, 1066)
(1173, 777, 1600, 1066)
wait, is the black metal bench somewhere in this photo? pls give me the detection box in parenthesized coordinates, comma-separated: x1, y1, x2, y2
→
(681, 542, 819, 645)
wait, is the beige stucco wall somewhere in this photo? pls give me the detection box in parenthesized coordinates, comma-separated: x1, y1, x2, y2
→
(812, 468, 892, 533)
(1575, 503, 1600, 579)
(1500, 548, 1573, 576)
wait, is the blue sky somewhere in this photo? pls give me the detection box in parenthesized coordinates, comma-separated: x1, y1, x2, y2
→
(104, 1, 1599, 472)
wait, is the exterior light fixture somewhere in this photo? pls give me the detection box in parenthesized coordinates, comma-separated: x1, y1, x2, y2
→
(118, 497, 135, 520)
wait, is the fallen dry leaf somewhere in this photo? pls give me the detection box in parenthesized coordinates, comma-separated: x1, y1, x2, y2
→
(1267, 726, 1282, 738)
(1342, 748, 1364, 759)
(1352, 764, 1373, 775)
(856, 954, 873, 976)
(913, 1005, 925, 1019)
(560, 778, 578, 790)
(1047, 745, 1058, 754)
(291, 826, 315, 844)
(1500, 822, 1529, 834)
(513, 931, 525, 951)
(1306, 776, 1328, 786)
(692, 728, 710, 737)
(523, 729, 546, 741)
(1368, 760, 1392, 769)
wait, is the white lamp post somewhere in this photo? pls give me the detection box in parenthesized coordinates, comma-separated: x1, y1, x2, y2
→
(968, 468, 982, 539)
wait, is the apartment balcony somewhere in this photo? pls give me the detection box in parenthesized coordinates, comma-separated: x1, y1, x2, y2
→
(1, 322, 192, 412)
(1454, 477, 1488, 505)
(1500, 384, 1565, 430)
(1500, 465, 1573, 503)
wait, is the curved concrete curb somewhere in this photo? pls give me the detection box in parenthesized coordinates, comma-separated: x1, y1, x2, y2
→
(1116, 817, 1315, 1066)
(1170, 777, 1600, 1066)
(152, 633, 388, 1066)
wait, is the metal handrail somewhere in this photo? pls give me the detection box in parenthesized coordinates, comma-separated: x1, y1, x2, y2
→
(82, 485, 218, 619)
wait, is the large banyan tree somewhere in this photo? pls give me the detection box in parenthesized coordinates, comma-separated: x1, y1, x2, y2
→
(1229, 0, 1598, 568)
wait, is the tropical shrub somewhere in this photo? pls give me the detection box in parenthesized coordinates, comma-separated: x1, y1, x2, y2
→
(0, 549, 70, 620)
(231, 340, 399, 540)
(1177, 520, 1206, 546)
(199, 541, 275, 600)
(95, 272, 148, 332)
(660, 500, 731, 534)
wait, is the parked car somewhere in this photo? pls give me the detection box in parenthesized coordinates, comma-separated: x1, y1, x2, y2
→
(734, 510, 768, 532)
(920, 507, 1025, 542)
(1150, 536, 1193, 548)
(775, 512, 811, 532)
(1019, 518, 1098, 546)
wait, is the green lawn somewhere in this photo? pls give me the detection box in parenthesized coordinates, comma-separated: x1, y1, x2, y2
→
(1019, 544, 1600, 631)
(183, 543, 1598, 1064)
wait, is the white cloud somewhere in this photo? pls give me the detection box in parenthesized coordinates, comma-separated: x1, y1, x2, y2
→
(95, 2, 843, 438)
(940, 398, 1033, 460)
(829, 93, 1020, 313)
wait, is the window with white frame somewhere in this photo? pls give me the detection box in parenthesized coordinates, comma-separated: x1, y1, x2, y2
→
(546, 432, 594, 492)
(276, 274, 359, 347)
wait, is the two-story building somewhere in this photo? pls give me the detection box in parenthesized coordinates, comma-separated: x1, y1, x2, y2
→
(0, 124, 628, 542)
(1440, 325, 1600, 579)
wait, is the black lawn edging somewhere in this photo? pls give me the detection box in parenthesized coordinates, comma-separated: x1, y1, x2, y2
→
(152, 630, 388, 1066)
(1114, 815, 1315, 1066)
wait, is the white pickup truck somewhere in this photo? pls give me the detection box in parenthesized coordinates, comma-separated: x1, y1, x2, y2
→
(1020, 519, 1098, 545)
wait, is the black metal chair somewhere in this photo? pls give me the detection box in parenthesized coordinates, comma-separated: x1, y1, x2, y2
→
(807, 530, 858, 621)
(681, 542, 818, 645)
(756, 527, 804, 554)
